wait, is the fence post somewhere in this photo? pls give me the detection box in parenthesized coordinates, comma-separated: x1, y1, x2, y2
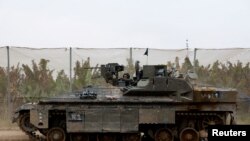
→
(130, 47, 133, 64)
(69, 47, 72, 92)
(6, 46, 12, 119)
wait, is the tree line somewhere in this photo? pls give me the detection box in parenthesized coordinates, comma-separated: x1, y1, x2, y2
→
(0, 57, 249, 104)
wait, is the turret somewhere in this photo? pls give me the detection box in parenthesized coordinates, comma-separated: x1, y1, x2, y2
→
(122, 65, 193, 99)
(100, 62, 194, 100)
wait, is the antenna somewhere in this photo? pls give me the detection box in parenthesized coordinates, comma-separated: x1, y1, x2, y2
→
(186, 39, 189, 57)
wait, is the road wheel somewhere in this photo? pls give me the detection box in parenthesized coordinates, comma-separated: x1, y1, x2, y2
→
(179, 127, 199, 141)
(47, 127, 66, 141)
(155, 128, 174, 141)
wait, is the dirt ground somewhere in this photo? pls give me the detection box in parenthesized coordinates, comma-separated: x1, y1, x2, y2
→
(0, 129, 29, 141)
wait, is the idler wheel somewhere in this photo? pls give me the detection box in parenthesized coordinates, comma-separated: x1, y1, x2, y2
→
(201, 115, 224, 129)
(47, 127, 66, 141)
(18, 113, 35, 132)
(180, 128, 199, 141)
(155, 128, 174, 141)
(123, 133, 141, 141)
(70, 134, 89, 141)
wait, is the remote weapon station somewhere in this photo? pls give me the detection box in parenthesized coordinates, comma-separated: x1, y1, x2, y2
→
(12, 61, 237, 141)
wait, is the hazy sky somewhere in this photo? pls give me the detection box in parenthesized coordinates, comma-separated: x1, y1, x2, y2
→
(0, 0, 250, 49)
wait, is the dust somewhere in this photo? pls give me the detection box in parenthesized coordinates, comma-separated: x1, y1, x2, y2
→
(0, 130, 29, 141)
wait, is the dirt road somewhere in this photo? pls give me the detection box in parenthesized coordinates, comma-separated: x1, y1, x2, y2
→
(0, 130, 29, 141)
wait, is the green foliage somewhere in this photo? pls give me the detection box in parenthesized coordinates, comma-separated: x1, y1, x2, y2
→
(9, 64, 22, 102)
(0, 57, 98, 102)
(0, 55, 248, 124)
(54, 70, 70, 95)
(0, 56, 250, 103)
(73, 57, 92, 90)
(171, 57, 250, 96)
(0, 65, 22, 102)
(89, 64, 107, 86)
(195, 62, 210, 84)
(20, 59, 56, 102)
(181, 57, 193, 73)
(0, 67, 7, 98)
(195, 60, 250, 95)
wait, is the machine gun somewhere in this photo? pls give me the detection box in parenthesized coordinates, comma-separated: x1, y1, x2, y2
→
(100, 63, 125, 86)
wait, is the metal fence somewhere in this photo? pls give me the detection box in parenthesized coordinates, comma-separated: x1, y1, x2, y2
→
(0, 46, 250, 120)
(1, 46, 250, 76)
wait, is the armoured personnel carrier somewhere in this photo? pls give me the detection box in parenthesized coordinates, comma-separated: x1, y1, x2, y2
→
(12, 62, 238, 141)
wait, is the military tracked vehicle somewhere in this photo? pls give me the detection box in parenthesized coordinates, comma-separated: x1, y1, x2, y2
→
(12, 62, 238, 141)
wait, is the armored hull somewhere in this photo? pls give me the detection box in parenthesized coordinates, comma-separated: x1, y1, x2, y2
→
(12, 63, 238, 141)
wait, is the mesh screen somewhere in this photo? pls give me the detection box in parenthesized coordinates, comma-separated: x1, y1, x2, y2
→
(8, 47, 69, 77)
(72, 48, 129, 67)
(1, 46, 249, 123)
(0, 47, 7, 68)
(196, 48, 250, 66)
(0, 46, 250, 77)
(0, 47, 193, 77)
